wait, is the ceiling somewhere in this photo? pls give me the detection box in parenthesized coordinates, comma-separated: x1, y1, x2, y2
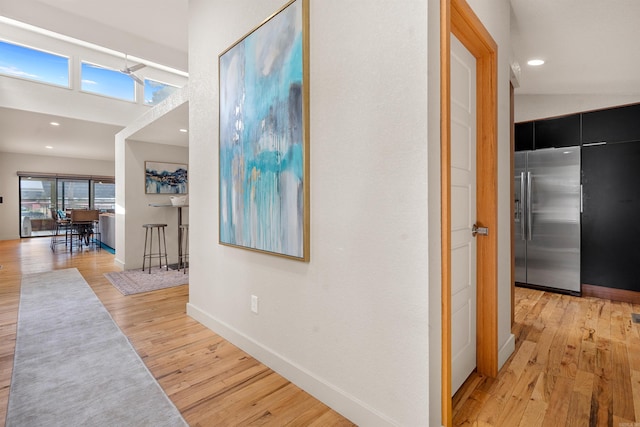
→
(1, 0, 638, 162)
(510, 0, 640, 95)
(0, 0, 189, 162)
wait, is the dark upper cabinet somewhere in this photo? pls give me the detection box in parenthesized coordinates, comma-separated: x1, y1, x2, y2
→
(582, 103, 640, 145)
(534, 114, 581, 149)
(514, 122, 533, 151)
(581, 141, 640, 292)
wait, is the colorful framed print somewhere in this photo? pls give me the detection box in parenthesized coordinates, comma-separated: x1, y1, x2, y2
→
(145, 161, 188, 194)
(219, 0, 310, 261)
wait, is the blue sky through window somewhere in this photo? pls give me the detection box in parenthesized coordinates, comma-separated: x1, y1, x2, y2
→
(81, 62, 135, 102)
(0, 40, 69, 87)
(144, 79, 178, 105)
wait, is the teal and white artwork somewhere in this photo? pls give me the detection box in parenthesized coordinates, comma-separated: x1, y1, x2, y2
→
(145, 161, 188, 194)
(219, 0, 309, 260)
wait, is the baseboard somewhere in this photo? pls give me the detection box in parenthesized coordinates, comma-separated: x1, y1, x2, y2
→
(114, 258, 125, 269)
(186, 303, 396, 427)
(498, 333, 516, 370)
(582, 283, 640, 304)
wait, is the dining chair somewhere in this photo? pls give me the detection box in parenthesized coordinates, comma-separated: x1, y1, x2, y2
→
(70, 209, 100, 252)
(50, 208, 72, 251)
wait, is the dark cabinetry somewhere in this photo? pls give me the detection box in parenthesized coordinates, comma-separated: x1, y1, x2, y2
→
(582, 142, 640, 292)
(515, 114, 581, 151)
(582, 103, 640, 145)
(534, 114, 581, 149)
(514, 122, 533, 151)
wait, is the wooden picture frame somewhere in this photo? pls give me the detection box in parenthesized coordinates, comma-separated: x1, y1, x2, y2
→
(218, 0, 310, 261)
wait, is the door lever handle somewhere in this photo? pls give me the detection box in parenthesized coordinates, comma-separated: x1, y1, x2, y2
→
(472, 224, 489, 237)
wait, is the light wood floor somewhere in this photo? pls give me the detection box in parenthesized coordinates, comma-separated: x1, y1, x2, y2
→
(0, 238, 355, 426)
(3, 238, 640, 426)
(453, 286, 640, 426)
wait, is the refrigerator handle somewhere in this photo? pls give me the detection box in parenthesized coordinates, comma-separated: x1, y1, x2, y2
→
(527, 171, 533, 241)
(520, 172, 526, 240)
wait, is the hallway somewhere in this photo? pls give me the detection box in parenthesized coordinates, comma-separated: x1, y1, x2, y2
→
(0, 238, 354, 426)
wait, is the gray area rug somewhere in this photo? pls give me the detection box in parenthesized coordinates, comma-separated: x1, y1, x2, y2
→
(104, 268, 188, 295)
(6, 268, 188, 427)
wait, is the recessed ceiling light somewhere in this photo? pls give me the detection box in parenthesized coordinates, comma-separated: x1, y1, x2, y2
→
(527, 59, 545, 66)
(45, 145, 53, 149)
(179, 128, 188, 133)
(50, 122, 60, 126)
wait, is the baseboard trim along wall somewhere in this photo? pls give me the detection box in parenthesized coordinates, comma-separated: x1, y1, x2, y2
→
(186, 303, 397, 427)
(582, 283, 640, 305)
(498, 333, 516, 370)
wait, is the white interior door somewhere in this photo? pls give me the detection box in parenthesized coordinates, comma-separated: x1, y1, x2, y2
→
(450, 34, 477, 395)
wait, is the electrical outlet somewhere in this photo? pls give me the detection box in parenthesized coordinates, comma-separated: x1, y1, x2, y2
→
(251, 295, 259, 314)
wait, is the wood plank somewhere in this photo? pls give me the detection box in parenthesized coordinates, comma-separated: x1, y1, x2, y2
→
(475, 340, 536, 425)
(565, 369, 594, 427)
(496, 360, 541, 426)
(631, 370, 640, 424)
(590, 369, 613, 427)
(518, 372, 547, 427)
(611, 340, 635, 421)
(541, 374, 572, 427)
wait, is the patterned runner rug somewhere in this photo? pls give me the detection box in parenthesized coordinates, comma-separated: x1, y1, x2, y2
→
(104, 268, 188, 295)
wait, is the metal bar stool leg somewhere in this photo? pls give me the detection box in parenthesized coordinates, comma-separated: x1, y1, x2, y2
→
(178, 224, 189, 273)
(142, 225, 150, 272)
(142, 224, 169, 273)
(161, 225, 169, 271)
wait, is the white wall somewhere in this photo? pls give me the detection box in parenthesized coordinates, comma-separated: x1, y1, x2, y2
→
(426, 0, 443, 424)
(515, 94, 640, 122)
(188, 0, 429, 425)
(0, 151, 114, 240)
(187, 0, 512, 425)
(114, 86, 189, 270)
(114, 139, 188, 270)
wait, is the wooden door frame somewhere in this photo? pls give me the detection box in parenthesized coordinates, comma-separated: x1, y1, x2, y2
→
(440, 0, 498, 425)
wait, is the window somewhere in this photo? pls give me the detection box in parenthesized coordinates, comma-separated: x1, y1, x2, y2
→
(81, 61, 135, 102)
(18, 175, 114, 237)
(0, 40, 69, 87)
(57, 179, 89, 211)
(92, 181, 115, 211)
(144, 79, 179, 106)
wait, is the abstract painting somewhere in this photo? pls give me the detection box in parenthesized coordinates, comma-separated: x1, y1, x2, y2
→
(219, 0, 309, 261)
(145, 161, 188, 194)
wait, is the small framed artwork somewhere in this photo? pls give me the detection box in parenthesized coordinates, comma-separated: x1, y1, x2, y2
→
(145, 161, 188, 194)
(218, 0, 310, 261)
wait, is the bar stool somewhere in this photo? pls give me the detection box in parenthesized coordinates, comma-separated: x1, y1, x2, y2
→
(142, 224, 169, 273)
(178, 224, 189, 273)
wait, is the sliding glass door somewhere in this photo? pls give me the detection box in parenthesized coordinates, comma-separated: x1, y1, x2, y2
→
(19, 177, 56, 237)
(19, 175, 115, 238)
(57, 179, 89, 210)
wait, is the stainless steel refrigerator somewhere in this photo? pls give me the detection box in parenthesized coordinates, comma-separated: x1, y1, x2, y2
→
(514, 146, 581, 295)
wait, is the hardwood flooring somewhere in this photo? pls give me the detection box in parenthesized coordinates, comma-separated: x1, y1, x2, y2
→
(3, 238, 640, 426)
(453, 286, 640, 427)
(0, 238, 354, 426)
